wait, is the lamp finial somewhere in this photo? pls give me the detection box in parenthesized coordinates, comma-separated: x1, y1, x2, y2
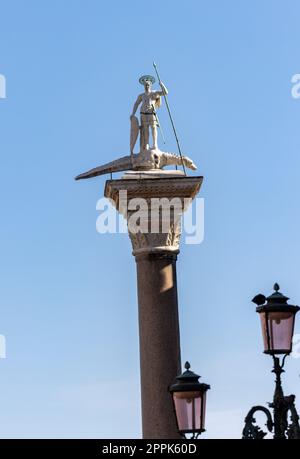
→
(274, 283, 280, 292)
(184, 361, 191, 370)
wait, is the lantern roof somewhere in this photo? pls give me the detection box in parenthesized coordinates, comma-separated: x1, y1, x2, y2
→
(252, 284, 300, 314)
(169, 362, 210, 393)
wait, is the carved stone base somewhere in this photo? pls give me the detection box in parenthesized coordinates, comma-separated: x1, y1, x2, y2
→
(122, 169, 185, 179)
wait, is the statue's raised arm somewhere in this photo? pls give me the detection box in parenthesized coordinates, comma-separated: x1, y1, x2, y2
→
(157, 81, 168, 96)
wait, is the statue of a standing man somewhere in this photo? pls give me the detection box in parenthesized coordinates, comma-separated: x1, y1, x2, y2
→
(130, 75, 168, 153)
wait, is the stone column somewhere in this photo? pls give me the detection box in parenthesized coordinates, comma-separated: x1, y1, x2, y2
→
(105, 176, 203, 439)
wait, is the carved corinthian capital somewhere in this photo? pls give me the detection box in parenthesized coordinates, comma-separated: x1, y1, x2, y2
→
(127, 205, 182, 255)
(104, 176, 203, 256)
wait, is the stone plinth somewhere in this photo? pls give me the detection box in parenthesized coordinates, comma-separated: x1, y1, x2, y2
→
(105, 176, 203, 439)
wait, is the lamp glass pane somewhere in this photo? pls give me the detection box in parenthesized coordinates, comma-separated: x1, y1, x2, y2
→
(201, 391, 207, 429)
(173, 391, 202, 432)
(260, 311, 295, 353)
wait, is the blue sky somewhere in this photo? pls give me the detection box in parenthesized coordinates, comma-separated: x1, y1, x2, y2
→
(0, 0, 300, 438)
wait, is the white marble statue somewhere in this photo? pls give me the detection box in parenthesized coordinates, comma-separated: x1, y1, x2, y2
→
(130, 75, 167, 152)
(75, 73, 197, 180)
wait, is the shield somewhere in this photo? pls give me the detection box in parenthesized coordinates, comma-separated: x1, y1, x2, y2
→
(130, 115, 139, 154)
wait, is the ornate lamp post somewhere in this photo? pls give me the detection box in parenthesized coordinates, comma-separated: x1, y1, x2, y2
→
(242, 284, 300, 439)
(169, 362, 210, 439)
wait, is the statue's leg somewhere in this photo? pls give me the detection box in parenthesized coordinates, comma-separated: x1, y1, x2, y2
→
(143, 125, 150, 150)
(140, 125, 144, 151)
(151, 125, 158, 150)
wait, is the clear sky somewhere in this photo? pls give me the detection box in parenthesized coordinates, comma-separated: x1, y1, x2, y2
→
(0, 0, 300, 439)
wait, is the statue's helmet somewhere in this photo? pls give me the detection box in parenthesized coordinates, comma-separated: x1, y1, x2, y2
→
(139, 75, 155, 86)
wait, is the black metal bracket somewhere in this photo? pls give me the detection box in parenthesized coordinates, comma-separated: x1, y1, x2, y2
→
(242, 406, 273, 439)
(242, 355, 300, 439)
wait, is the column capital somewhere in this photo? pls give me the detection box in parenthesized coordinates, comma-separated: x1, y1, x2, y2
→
(105, 176, 203, 256)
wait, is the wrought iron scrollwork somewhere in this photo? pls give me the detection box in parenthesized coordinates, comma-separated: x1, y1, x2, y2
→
(242, 406, 273, 439)
(243, 356, 300, 439)
(286, 396, 300, 439)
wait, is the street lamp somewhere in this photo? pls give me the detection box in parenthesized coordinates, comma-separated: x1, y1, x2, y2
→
(242, 283, 300, 439)
(256, 282, 299, 355)
(169, 362, 210, 439)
